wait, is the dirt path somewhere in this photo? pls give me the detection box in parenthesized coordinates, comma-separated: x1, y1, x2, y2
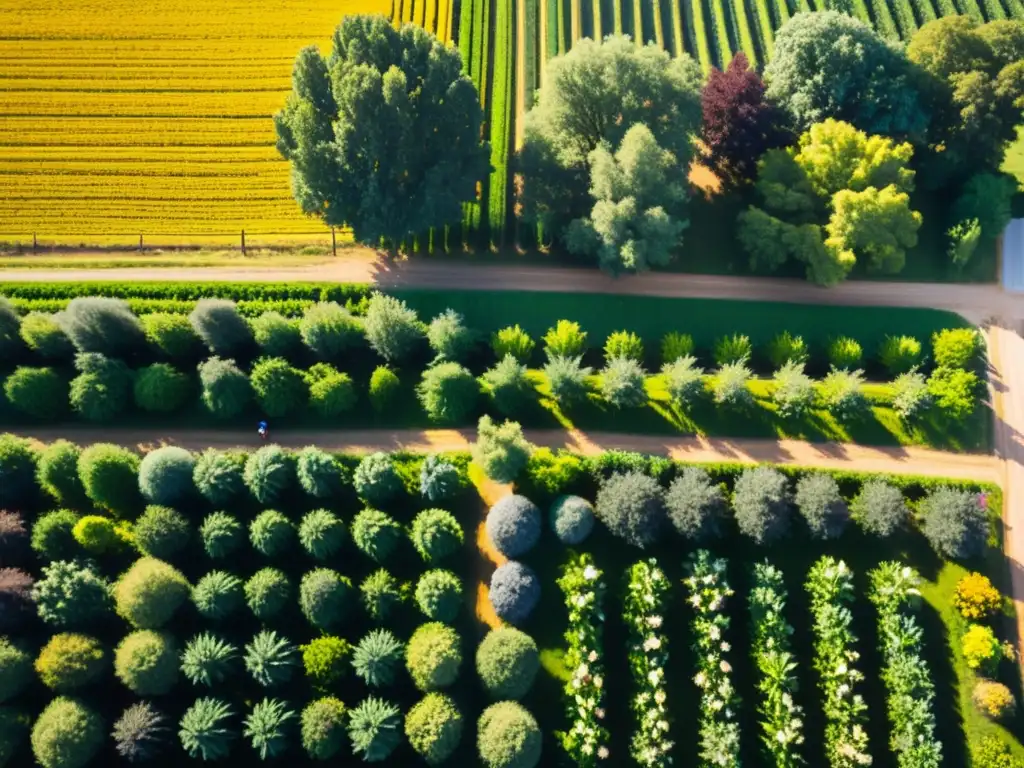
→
(3, 258, 1019, 324)
(8, 426, 1001, 483)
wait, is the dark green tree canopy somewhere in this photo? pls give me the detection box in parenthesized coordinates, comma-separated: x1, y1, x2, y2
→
(275, 15, 489, 247)
(764, 12, 929, 142)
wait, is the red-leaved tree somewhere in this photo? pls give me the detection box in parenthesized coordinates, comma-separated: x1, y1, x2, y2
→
(701, 53, 789, 187)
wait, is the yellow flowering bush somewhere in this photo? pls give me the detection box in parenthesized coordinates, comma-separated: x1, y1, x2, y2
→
(954, 573, 1002, 621)
(972, 680, 1016, 721)
(962, 624, 1001, 674)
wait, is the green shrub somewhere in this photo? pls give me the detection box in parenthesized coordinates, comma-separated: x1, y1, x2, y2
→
(305, 363, 356, 417)
(714, 333, 752, 365)
(662, 355, 705, 409)
(878, 335, 922, 376)
(30, 697, 104, 768)
(733, 466, 791, 545)
(192, 571, 244, 621)
(300, 568, 353, 630)
(473, 416, 531, 484)
(406, 693, 463, 765)
(892, 371, 932, 421)
(77, 442, 139, 513)
(368, 365, 400, 412)
(543, 355, 592, 405)
(486, 494, 541, 558)
(772, 361, 815, 419)
(244, 445, 293, 504)
(179, 697, 235, 761)
(142, 312, 200, 359)
(112, 701, 167, 763)
(921, 487, 989, 559)
(361, 569, 402, 621)
(483, 355, 534, 416)
(927, 366, 979, 419)
(4, 367, 66, 421)
(138, 446, 195, 507)
(193, 449, 245, 505)
(411, 507, 464, 563)
(851, 480, 908, 537)
(133, 363, 190, 414)
(113, 557, 190, 629)
(113, 630, 178, 696)
(0, 298, 19, 359)
(32, 560, 111, 629)
(244, 698, 295, 760)
(60, 296, 145, 356)
(251, 357, 307, 417)
(300, 697, 346, 760)
(296, 446, 346, 498)
(69, 353, 133, 422)
(363, 292, 423, 363)
(488, 562, 540, 625)
(595, 471, 665, 548)
(821, 368, 869, 422)
(249, 510, 294, 558)
(299, 508, 345, 559)
(0, 639, 32, 704)
(189, 298, 252, 356)
(244, 568, 291, 620)
(181, 633, 236, 688)
(415, 569, 463, 622)
(492, 325, 535, 363)
(665, 467, 727, 542)
(768, 331, 808, 369)
(712, 361, 753, 409)
(418, 362, 479, 423)
(301, 637, 351, 690)
(419, 455, 462, 502)
(20, 312, 73, 360)
(795, 473, 850, 539)
(963, 624, 1001, 674)
(353, 452, 402, 505)
(134, 504, 190, 559)
(599, 357, 647, 408)
(197, 357, 251, 419)
(36, 440, 84, 506)
(71, 515, 123, 555)
(828, 337, 863, 369)
(35, 633, 106, 692)
(932, 328, 981, 369)
(0, 435, 36, 509)
(30, 510, 80, 561)
(477, 701, 542, 768)
(549, 494, 595, 544)
(543, 320, 587, 359)
(476, 627, 540, 700)
(199, 511, 244, 559)
(352, 629, 404, 687)
(427, 309, 476, 363)
(300, 302, 361, 360)
(251, 311, 301, 357)
(244, 631, 297, 688)
(348, 697, 402, 762)
(352, 508, 402, 563)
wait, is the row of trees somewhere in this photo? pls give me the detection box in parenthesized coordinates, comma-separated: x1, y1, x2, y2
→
(276, 14, 1023, 282)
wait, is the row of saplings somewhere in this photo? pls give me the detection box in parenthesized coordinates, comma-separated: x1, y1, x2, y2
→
(477, 470, 991, 626)
(0, 293, 984, 425)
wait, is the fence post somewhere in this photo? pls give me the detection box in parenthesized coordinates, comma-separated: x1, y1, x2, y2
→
(32, 233, 37, 252)
(241, 230, 246, 256)
(332, 227, 337, 256)
(139, 234, 143, 251)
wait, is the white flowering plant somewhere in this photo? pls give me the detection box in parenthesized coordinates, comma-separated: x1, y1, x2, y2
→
(683, 549, 740, 767)
(556, 552, 611, 765)
(806, 556, 871, 768)
(624, 558, 673, 766)
(749, 561, 805, 767)
(868, 562, 942, 768)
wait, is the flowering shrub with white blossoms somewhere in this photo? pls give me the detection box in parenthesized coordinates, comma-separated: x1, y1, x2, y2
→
(556, 552, 610, 765)
(806, 556, 871, 768)
(624, 558, 673, 766)
(683, 549, 740, 767)
(868, 562, 942, 768)
(749, 561, 805, 767)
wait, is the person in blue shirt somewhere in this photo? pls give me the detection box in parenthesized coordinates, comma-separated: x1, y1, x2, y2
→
(258, 420, 268, 440)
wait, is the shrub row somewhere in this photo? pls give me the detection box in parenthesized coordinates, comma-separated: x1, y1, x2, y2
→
(0, 282, 371, 302)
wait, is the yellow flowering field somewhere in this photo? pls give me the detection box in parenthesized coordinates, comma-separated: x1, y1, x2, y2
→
(0, 0, 389, 246)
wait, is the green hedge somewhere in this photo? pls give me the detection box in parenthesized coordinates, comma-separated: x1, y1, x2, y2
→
(0, 282, 370, 302)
